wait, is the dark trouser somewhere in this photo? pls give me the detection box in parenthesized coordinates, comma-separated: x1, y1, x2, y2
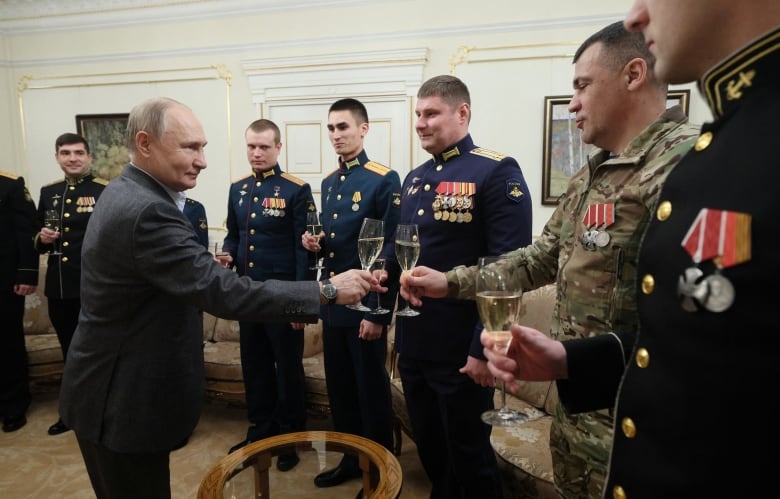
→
(322, 323, 394, 468)
(47, 296, 81, 361)
(239, 320, 306, 442)
(0, 291, 31, 418)
(76, 432, 171, 499)
(399, 356, 502, 499)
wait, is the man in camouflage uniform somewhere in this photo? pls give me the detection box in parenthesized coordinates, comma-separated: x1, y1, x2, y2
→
(401, 21, 699, 497)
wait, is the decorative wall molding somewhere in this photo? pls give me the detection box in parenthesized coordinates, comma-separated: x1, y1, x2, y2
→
(449, 41, 582, 74)
(242, 48, 428, 103)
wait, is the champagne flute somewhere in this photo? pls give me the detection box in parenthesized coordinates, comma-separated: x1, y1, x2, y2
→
(347, 217, 384, 311)
(43, 209, 62, 255)
(369, 258, 390, 315)
(476, 255, 528, 426)
(395, 224, 420, 317)
(306, 211, 324, 271)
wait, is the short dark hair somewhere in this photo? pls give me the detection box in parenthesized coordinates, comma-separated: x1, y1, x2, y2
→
(574, 21, 656, 72)
(246, 118, 281, 144)
(329, 98, 369, 124)
(417, 74, 471, 111)
(55, 132, 90, 154)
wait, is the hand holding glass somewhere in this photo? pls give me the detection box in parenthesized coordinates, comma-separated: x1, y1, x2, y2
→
(307, 211, 324, 271)
(43, 209, 62, 255)
(395, 224, 420, 317)
(369, 258, 390, 315)
(347, 218, 384, 311)
(476, 255, 528, 426)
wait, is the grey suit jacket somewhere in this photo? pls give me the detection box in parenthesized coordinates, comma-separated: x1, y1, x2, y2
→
(60, 164, 319, 453)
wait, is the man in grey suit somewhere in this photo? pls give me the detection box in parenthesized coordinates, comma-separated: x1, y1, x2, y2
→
(59, 96, 376, 499)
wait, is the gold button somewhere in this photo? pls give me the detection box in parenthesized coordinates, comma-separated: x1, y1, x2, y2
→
(337, 194, 342, 200)
(329, 271, 335, 277)
(251, 213, 256, 218)
(66, 199, 72, 204)
(656, 201, 672, 221)
(62, 256, 69, 262)
(62, 241, 69, 247)
(249, 245, 255, 251)
(635, 348, 649, 368)
(253, 196, 259, 202)
(340, 175, 346, 181)
(621, 417, 636, 438)
(424, 184, 431, 191)
(641, 274, 654, 294)
(328, 252, 334, 258)
(255, 181, 261, 187)
(333, 213, 338, 219)
(249, 262, 254, 267)
(694, 131, 712, 151)
(64, 227, 70, 233)
(64, 213, 70, 218)
(417, 209, 424, 216)
(330, 233, 335, 239)
(436, 165, 443, 171)
(250, 229, 255, 235)
(69, 185, 75, 190)
(613, 484, 626, 499)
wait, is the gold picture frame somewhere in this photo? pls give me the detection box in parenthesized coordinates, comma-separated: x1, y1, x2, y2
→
(75, 113, 129, 181)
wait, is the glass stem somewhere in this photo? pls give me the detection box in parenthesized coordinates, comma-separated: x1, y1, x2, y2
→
(499, 380, 508, 411)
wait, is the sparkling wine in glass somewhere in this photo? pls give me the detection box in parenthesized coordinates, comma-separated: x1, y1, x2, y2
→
(476, 255, 528, 426)
(347, 218, 384, 311)
(307, 211, 324, 271)
(395, 224, 420, 317)
(44, 209, 62, 256)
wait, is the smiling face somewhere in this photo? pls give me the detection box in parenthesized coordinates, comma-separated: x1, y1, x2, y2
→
(414, 95, 469, 155)
(55, 142, 92, 179)
(567, 42, 629, 152)
(327, 109, 367, 161)
(246, 128, 281, 174)
(140, 104, 207, 192)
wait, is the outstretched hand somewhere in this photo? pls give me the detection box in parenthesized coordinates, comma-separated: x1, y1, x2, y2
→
(329, 269, 383, 305)
(399, 265, 449, 306)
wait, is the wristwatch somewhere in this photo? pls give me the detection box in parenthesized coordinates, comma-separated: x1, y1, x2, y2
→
(321, 279, 338, 305)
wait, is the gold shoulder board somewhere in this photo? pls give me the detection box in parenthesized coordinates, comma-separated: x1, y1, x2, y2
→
(364, 161, 391, 176)
(0, 171, 19, 180)
(470, 148, 506, 161)
(281, 172, 306, 186)
(93, 177, 109, 186)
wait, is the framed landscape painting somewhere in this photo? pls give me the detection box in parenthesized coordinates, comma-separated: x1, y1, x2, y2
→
(75, 113, 129, 181)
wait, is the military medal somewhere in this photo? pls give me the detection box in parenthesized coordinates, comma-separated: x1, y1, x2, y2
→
(581, 203, 615, 251)
(352, 192, 361, 212)
(679, 208, 750, 312)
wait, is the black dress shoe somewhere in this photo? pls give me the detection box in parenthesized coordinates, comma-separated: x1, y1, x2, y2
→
(276, 452, 300, 472)
(228, 439, 252, 454)
(47, 419, 70, 436)
(314, 464, 362, 487)
(2, 415, 27, 433)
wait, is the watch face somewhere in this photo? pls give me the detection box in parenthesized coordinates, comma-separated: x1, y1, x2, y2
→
(324, 284, 337, 300)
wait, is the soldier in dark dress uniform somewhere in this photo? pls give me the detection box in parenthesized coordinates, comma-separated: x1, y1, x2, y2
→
(302, 98, 401, 496)
(183, 197, 209, 249)
(0, 171, 38, 433)
(481, 2, 780, 497)
(386, 75, 532, 499)
(34, 133, 107, 436)
(223, 119, 316, 472)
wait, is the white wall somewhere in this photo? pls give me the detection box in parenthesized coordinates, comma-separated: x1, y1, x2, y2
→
(0, 0, 712, 236)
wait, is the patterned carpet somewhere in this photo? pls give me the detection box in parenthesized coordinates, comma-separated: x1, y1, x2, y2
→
(0, 390, 429, 498)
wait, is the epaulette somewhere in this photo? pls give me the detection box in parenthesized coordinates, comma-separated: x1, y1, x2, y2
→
(92, 177, 109, 186)
(42, 178, 63, 187)
(281, 172, 306, 186)
(470, 148, 507, 161)
(185, 198, 198, 205)
(0, 171, 19, 180)
(364, 161, 391, 176)
(234, 174, 253, 184)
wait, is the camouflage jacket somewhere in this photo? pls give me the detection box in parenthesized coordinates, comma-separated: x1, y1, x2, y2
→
(447, 105, 699, 496)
